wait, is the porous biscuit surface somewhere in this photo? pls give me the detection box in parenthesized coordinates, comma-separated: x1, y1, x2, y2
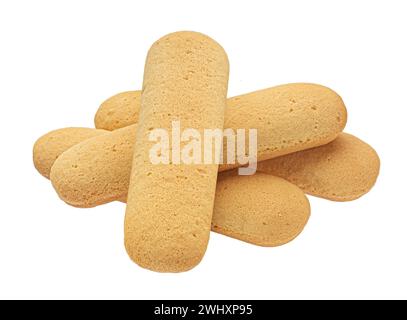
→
(33, 127, 107, 178)
(95, 91, 141, 130)
(50, 125, 136, 207)
(125, 31, 229, 272)
(94, 83, 347, 169)
(221, 83, 347, 170)
(50, 128, 379, 204)
(42, 127, 309, 247)
(257, 133, 380, 201)
(213, 171, 310, 247)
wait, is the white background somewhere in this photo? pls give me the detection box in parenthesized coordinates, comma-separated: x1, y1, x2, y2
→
(0, 0, 406, 300)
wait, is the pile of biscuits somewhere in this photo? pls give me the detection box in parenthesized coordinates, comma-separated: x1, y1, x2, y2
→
(33, 31, 380, 273)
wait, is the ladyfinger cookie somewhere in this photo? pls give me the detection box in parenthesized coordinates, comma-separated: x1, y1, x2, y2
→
(95, 83, 347, 168)
(257, 133, 380, 201)
(44, 132, 309, 246)
(213, 171, 310, 246)
(94, 91, 141, 130)
(124, 31, 229, 272)
(41, 130, 310, 247)
(94, 90, 141, 131)
(33, 127, 107, 178)
(122, 171, 310, 246)
(50, 125, 136, 207)
(119, 171, 311, 247)
(50, 127, 379, 205)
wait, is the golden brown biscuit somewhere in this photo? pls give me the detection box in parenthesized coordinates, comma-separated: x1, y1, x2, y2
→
(50, 125, 136, 207)
(41, 130, 310, 247)
(50, 129, 379, 205)
(257, 133, 380, 201)
(33, 127, 107, 178)
(213, 171, 310, 247)
(94, 91, 141, 130)
(43, 134, 310, 247)
(95, 83, 347, 170)
(222, 83, 347, 170)
(115, 171, 311, 247)
(118, 172, 310, 247)
(125, 31, 229, 272)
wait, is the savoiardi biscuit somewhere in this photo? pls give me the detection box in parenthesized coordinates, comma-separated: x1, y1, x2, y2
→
(95, 91, 140, 130)
(33, 127, 107, 178)
(257, 133, 380, 201)
(124, 31, 229, 272)
(123, 170, 310, 247)
(123, 171, 311, 247)
(50, 128, 379, 204)
(50, 125, 137, 207)
(42, 130, 310, 247)
(223, 83, 347, 169)
(95, 83, 347, 170)
(94, 91, 141, 130)
(213, 170, 310, 247)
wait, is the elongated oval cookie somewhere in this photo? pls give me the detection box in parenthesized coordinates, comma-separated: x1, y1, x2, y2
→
(213, 171, 310, 246)
(41, 131, 310, 247)
(125, 31, 229, 272)
(257, 133, 380, 201)
(50, 125, 136, 207)
(94, 91, 141, 130)
(50, 129, 378, 205)
(43, 133, 309, 246)
(33, 127, 107, 178)
(95, 83, 347, 168)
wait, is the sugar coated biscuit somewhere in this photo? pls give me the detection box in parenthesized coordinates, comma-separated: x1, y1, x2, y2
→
(95, 83, 347, 169)
(50, 125, 136, 207)
(119, 172, 310, 247)
(50, 128, 379, 204)
(33, 127, 107, 178)
(42, 129, 309, 247)
(124, 31, 229, 272)
(222, 83, 347, 169)
(213, 171, 310, 246)
(257, 133, 380, 201)
(94, 91, 141, 130)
